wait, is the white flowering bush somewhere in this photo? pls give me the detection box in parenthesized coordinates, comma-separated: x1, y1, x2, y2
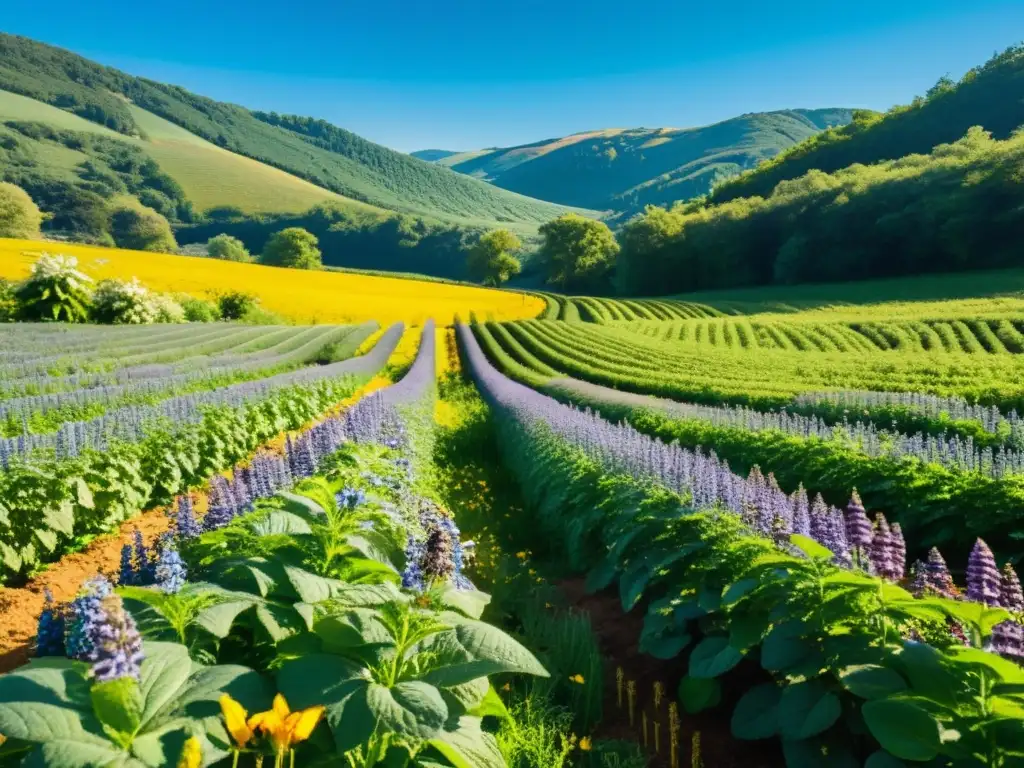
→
(15, 253, 94, 322)
(92, 277, 185, 324)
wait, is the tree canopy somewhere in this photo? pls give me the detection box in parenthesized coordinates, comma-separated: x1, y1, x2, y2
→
(537, 214, 619, 292)
(206, 233, 252, 262)
(109, 203, 177, 252)
(261, 227, 322, 270)
(0, 181, 42, 239)
(466, 229, 522, 287)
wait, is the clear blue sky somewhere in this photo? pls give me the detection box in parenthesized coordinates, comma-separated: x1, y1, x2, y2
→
(2, 0, 1022, 152)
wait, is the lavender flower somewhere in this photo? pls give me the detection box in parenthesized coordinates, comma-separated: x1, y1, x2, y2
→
(401, 536, 426, 591)
(890, 523, 906, 581)
(791, 484, 810, 537)
(154, 545, 187, 594)
(174, 494, 201, 540)
(203, 476, 236, 531)
(967, 539, 1001, 606)
(65, 577, 114, 662)
(118, 543, 136, 586)
(89, 596, 145, 683)
(35, 588, 65, 657)
(992, 564, 1024, 659)
(870, 514, 900, 581)
(844, 491, 873, 568)
(923, 547, 957, 598)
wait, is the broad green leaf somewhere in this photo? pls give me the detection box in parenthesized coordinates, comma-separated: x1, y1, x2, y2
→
(90, 678, 142, 745)
(677, 675, 721, 714)
(250, 511, 313, 536)
(689, 636, 743, 679)
(777, 680, 841, 740)
(722, 577, 759, 606)
(276, 491, 327, 519)
(761, 621, 812, 672)
(438, 588, 491, 620)
(440, 677, 489, 716)
(421, 620, 548, 687)
(639, 631, 691, 660)
(731, 683, 781, 740)
(861, 698, 943, 761)
(194, 599, 258, 639)
(782, 736, 858, 768)
(839, 665, 907, 700)
(468, 686, 510, 720)
(619, 560, 650, 612)
(366, 681, 447, 740)
(277, 654, 373, 754)
(429, 716, 504, 768)
(864, 751, 907, 768)
(283, 565, 349, 604)
(790, 534, 833, 560)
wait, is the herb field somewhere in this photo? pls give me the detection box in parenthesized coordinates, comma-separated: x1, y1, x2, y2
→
(4, 278, 1024, 768)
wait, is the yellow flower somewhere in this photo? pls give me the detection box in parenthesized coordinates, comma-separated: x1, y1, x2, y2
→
(569, 674, 585, 684)
(176, 735, 202, 768)
(219, 694, 254, 749)
(579, 736, 592, 751)
(515, 551, 527, 559)
(501, 683, 511, 691)
(248, 694, 325, 756)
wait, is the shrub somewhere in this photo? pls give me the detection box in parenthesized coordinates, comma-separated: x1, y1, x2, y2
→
(15, 253, 93, 322)
(261, 227, 322, 269)
(150, 293, 186, 323)
(0, 279, 16, 322)
(176, 294, 221, 322)
(109, 203, 177, 252)
(92, 277, 186, 324)
(206, 233, 251, 262)
(217, 290, 259, 320)
(0, 181, 44, 239)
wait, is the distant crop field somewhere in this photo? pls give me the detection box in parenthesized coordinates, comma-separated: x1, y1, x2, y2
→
(0, 238, 546, 325)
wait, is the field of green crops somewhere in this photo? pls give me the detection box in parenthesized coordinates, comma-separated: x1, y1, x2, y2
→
(5, 270, 1024, 768)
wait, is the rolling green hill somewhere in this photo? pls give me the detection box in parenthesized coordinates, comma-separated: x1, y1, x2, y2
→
(0, 33, 589, 229)
(711, 43, 1024, 203)
(416, 109, 854, 216)
(410, 149, 463, 162)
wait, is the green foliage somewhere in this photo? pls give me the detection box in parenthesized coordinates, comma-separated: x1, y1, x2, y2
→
(13, 252, 93, 322)
(466, 229, 522, 287)
(537, 214, 619, 292)
(216, 290, 259, 320)
(0, 180, 41, 237)
(109, 202, 177, 252)
(206, 232, 251, 262)
(0, 277, 16, 321)
(91, 278, 185, 324)
(261, 226, 322, 270)
(176, 293, 221, 322)
(713, 44, 1024, 203)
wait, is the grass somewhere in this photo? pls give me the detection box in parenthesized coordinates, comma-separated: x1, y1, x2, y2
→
(0, 237, 546, 325)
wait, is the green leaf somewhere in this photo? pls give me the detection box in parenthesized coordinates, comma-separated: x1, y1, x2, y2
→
(468, 686, 510, 720)
(584, 556, 619, 594)
(861, 698, 943, 761)
(440, 677, 489, 717)
(761, 621, 812, 672)
(722, 577, 759, 606)
(838, 665, 907, 701)
(276, 490, 327, 519)
(731, 683, 781, 740)
(639, 631, 691, 660)
(677, 676, 721, 714)
(277, 654, 373, 753)
(438, 588, 491, 620)
(421, 620, 548, 687)
(429, 716, 505, 768)
(366, 681, 448, 740)
(90, 678, 143, 745)
(283, 565, 349, 604)
(864, 751, 906, 768)
(778, 680, 841, 740)
(619, 559, 650, 612)
(689, 636, 743, 679)
(194, 599, 258, 639)
(250, 511, 313, 535)
(790, 534, 833, 560)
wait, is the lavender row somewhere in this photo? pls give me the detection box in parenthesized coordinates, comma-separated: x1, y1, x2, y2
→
(795, 389, 1023, 437)
(0, 325, 367, 432)
(553, 377, 1024, 479)
(459, 323, 1024, 656)
(0, 324, 403, 468)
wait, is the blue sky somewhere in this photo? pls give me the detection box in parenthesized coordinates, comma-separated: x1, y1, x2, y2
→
(3, 0, 1023, 152)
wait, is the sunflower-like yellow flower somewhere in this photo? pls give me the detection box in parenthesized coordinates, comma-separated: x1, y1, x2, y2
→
(176, 735, 202, 768)
(579, 736, 592, 751)
(219, 694, 255, 749)
(247, 694, 326, 759)
(569, 674, 585, 684)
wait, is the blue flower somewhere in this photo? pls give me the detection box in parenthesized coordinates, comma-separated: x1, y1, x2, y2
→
(175, 495, 201, 540)
(64, 577, 145, 682)
(35, 588, 66, 657)
(337, 487, 367, 509)
(154, 546, 187, 594)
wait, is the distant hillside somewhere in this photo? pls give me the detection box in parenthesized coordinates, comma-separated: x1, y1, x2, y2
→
(410, 149, 462, 162)
(0, 34, 588, 230)
(712, 44, 1024, 203)
(417, 109, 854, 216)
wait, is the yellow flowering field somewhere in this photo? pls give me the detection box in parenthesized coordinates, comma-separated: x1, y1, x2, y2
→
(0, 238, 544, 325)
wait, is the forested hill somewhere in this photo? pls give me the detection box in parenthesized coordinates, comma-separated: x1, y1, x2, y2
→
(0, 33, 583, 227)
(712, 44, 1024, 203)
(410, 149, 462, 162)
(418, 108, 855, 216)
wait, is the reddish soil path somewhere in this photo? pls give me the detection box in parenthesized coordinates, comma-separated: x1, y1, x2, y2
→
(560, 578, 784, 768)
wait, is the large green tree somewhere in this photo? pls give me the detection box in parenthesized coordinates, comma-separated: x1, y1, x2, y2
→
(261, 227, 322, 269)
(0, 182, 43, 239)
(466, 229, 522, 287)
(537, 214, 619, 291)
(109, 203, 177, 252)
(206, 233, 252, 262)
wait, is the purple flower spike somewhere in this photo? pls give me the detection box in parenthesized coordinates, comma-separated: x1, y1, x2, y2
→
(870, 513, 899, 581)
(90, 595, 145, 683)
(1001, 564, 1024, 612)
(174, 494, 201, 540)
(967, 539, 1001, 606)
(844, 490, 873, 569)
(791, 484, 810, 537)
(35, 588, 66, 657)
(890, 523, 906, 581)
(924, 547, 957, 598)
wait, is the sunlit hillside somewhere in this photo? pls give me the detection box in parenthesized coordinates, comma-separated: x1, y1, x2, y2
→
(0, 239, 545, 324)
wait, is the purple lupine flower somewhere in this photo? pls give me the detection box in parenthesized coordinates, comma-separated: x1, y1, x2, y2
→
(154, 544, 187, 594)
(967, 539, 1001, 606)
(174, 494, 201, 540)
(924, 548, 957, 598)
(992, 563, 1024, 659)
(890, 523, 906, 581)
(35, 588, 65, 657)
(89, 595, 145, 683)
(1001, 564, 1024, 612)
(204, 476, 236, 531)
(64, 577, 114, 661)
(118, 543, 136, 586)
(337, 487, 367, 509)
(908, 560, 929, 598)
(870, 514, 900, 581)
(791, 484, 810, 537)
(808, 493, 829, 546)
(132, 529, 153, 584)
(401, 535, 426, 591)
(844, 491, 873, 569)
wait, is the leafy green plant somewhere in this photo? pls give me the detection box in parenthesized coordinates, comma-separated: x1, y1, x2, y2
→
(14, 252, 93, 322)
(217, 290, 260, 320)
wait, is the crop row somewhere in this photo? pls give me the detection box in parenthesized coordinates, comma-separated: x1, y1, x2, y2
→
(501, 318, 1024, 412)
(619, 314, 1024, 355)
(0, 324, 373, 436)
(458, 320, 1024, 767)
(0, 324, 403, 583)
